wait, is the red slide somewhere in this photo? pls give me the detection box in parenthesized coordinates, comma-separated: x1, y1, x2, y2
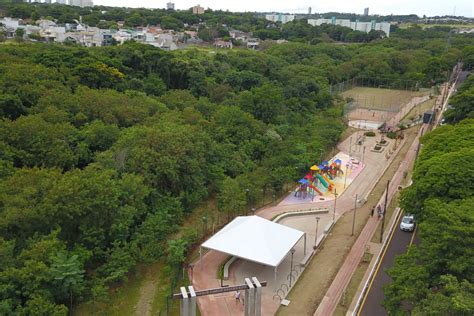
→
(309, 185, 323, 196)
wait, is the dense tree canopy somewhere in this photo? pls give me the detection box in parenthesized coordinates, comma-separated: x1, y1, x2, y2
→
(385, 117, 474, 314)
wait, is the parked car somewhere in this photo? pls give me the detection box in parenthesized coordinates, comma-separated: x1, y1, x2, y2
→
(400, 214, 415, 232)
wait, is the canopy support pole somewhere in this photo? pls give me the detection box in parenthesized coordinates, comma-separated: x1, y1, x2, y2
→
(303, 233, 307, 256)
(274, 267, 278, 290)
(200, 247, 203, 270)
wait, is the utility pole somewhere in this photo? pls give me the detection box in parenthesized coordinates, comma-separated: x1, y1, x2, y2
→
(380, 180, 390, 243)
(351, 194, 358, 236)
(349, 137, 352, 155)
(314, 217, 320, 249)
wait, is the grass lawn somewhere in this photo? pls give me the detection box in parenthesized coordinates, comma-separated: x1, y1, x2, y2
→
(342, 87, 428, 111)
(334, 253, 373, 316)
(400, 98, 435, 125)
(399, 23, 474, 29)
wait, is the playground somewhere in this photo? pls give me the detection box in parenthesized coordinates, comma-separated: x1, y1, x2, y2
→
(280, 153, 365, 205)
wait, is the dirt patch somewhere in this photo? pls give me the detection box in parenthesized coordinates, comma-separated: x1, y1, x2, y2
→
(276, 126, 419, 316)
(135, 279, 157, 316)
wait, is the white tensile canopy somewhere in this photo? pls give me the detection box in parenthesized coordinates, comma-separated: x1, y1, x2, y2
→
(200, 216, 306, 284)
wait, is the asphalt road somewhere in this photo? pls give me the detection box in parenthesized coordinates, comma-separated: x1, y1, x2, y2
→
(359, 215, 419, 316)
(455, 71, 470, 89)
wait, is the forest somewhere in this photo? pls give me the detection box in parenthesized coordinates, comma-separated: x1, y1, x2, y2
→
(384, 76, 474, 314)
(0, 2, 473, 313)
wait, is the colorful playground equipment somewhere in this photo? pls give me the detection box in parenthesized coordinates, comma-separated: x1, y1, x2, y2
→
(295, 159, 344, 199)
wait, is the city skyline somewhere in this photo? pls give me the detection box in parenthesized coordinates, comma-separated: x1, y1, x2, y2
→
(90, 0, 473, 17)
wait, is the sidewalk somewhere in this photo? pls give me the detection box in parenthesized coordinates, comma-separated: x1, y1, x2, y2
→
(313, 125, 422, 316)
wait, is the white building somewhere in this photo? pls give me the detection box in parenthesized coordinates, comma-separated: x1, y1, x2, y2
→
(68, 0, 93, 7)
(0, 17, 20, 29)
(308, 18, 391, 37)
(166, 2, 175, 10)
(265, 14, 295, 24)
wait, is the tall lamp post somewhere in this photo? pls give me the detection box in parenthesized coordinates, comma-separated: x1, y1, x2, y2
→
(380, 180, 390, 243)
(333, 188, 338, 223)
(344, 163, 349, 189)
(349, 137, 352, 155)
(314, 217, 320, 249)
(351, 194, 358, 236)
(289, 249, 296, 288)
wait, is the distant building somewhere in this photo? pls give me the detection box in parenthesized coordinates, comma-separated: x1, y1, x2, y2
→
(308, 7, 312, 15)
(192, 5, 205, 14)
(364, 7, 369, 16)
(166, 2, 175, 10)
(214, 39, 232, 49)
(68, 0, 93, 7)
(308, 18, 391, 37)
(0, 17, 20, 29)
(56, 0, 67, 3)
(265, 14, 295, 24)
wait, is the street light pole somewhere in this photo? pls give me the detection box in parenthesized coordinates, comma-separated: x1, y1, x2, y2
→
(289, 249, 295, 288)
(344, 163, 349, 189)
(362, 146, 366, 164)
(314, 217, 320, 249)
(351, 194, 358, 236)
(349, 137, 352, 155)
(380, 180, 390, 243)
(333, 188, 337, 223)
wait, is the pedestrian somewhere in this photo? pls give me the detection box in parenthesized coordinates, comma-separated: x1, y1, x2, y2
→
(371, 206, 375, 217)
(234, 290, 241, 304)
(377, 205, 382, 218)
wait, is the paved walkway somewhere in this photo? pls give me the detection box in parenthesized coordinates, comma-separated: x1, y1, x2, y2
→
(314, 124, 423, 316)
(190, 130, 402, 316)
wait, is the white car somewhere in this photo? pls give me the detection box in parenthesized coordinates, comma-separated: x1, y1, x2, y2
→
(400, 215, 415, 232)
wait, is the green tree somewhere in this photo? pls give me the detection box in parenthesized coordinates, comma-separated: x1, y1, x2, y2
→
(50, 252, 85, 311)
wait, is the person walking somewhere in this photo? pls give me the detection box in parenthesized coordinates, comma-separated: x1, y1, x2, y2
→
(377, 205, 382, 218)
(234, 290, 241, 304)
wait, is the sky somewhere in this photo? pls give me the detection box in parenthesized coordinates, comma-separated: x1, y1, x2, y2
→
(92, 0, 473, 17)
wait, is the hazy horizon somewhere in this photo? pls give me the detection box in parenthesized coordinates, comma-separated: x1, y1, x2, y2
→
(92, 0, 473, 18)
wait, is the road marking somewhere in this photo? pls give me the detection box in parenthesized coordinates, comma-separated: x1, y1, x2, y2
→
(409, 225, 417, 247)
(357, 211, 403, 316)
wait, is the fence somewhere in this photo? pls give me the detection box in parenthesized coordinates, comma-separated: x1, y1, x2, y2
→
(330, 77, 421, 95)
